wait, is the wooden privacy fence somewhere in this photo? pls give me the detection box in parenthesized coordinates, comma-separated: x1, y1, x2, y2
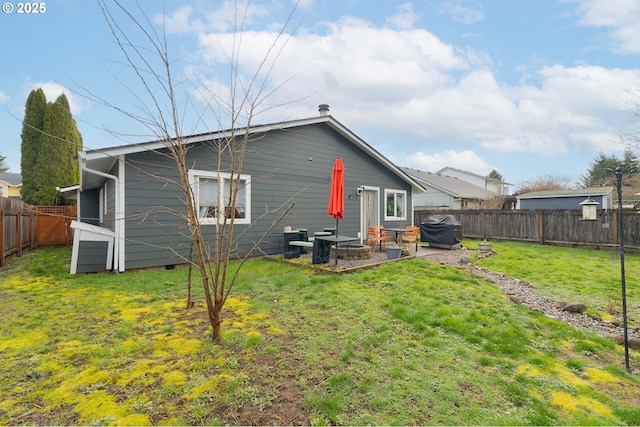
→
(0, 198, 34, 267)
(1, 200, 76, 268)
(33, 206, 76, 247)
(415, 209, 640, 252)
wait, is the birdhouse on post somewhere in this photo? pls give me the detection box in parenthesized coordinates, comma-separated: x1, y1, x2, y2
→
(579, 197, 600, 221)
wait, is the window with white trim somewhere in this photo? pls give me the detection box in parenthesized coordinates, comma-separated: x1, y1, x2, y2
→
(385, 189, 407, 220)
(189, 170, 251, 225)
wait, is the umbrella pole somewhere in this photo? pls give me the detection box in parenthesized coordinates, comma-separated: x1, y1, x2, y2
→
(334, 218, 339, 266)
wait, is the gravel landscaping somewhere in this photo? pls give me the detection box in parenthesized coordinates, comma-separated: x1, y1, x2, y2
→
(421, 246, 640, 349)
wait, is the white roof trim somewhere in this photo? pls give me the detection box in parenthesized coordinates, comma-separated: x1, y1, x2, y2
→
(79, 115, 426, 191)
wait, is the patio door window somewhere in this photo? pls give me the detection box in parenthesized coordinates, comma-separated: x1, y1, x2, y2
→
(189, 170, 251, 225)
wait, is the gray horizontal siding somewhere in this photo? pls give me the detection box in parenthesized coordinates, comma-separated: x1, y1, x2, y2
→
(121, 123, 413, 270)
(520, 195, 605, 211)
(79, 189, 101, 226)
(75, 241, 111, 273)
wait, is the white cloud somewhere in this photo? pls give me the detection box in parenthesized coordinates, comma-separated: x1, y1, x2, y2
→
(575, 0, 640, 53)
(173, 5, 640, 163)
(437, 0, 484, 24)
(409, 150, 495, 175)
(386, 3, 419, 30)
(157, 6, 197, 34)
(29, 82, 87, 114)
(159, 0, 269, 34)
(0, 90, 9, 103)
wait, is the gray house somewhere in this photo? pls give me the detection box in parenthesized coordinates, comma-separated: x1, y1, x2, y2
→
(436, 167, 512, 196)
(401, 167, 497, 209)
(70, 110, 425, 273)
(516, 187, 614, 211)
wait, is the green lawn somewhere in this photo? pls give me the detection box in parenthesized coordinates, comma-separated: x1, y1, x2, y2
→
(0, 244, 639, 425)
(472, 240, 640, 329)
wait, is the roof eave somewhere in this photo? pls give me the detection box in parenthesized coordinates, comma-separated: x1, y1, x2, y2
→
(79, 115, 428, 192)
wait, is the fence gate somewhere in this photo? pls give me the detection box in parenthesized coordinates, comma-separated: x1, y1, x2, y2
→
(34, 206, 77, 246)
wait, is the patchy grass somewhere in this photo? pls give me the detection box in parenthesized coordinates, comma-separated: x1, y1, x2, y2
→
(470, 240, 640, 330)
(0, 246, 639, 425)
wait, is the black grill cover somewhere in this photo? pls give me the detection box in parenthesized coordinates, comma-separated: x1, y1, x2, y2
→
(420, 215, 462, 245)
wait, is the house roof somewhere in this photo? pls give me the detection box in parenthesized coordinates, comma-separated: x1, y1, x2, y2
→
(0, 172, 22, 187)
(78, 115, 426, 192)
(436, 166, 513, 186)
(402, 167, 497, 199)
(517, 187, 614, 199)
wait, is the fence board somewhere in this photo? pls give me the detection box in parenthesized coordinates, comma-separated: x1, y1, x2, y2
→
(34, 206, 76, 246)
(415, 209, 640, 252)
(1, 200, 76, 268)
(0, 198, 34, 267)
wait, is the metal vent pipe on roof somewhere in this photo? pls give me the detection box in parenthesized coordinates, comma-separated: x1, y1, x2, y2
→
(318, 104, 330, 116)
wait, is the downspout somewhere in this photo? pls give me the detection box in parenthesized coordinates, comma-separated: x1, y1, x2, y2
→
(80, 157, 122, 272)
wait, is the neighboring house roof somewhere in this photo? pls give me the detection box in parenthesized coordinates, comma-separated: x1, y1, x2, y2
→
(517, 187, 613, 199)
(79, 115, 426, 193)
(0, 172, 22, 187)
(401, 167, 497, 199)
(436, 166, 513, 186)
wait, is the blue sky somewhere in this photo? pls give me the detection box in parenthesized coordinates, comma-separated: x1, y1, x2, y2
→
(1, 0, 639, 189)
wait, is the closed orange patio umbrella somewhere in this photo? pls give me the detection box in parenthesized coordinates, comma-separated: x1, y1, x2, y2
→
(327, 157, 345, 236)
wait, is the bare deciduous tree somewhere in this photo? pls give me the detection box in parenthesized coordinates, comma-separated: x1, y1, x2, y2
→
(96, 0, 300, 342)
(514, 174, 574, 196)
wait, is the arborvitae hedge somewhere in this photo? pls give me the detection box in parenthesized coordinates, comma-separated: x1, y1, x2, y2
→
(20, 90, 83, 205)
(20, 88, 47, 204)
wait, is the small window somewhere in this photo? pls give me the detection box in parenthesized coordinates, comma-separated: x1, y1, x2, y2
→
(189, 170, 251, 225)
(385, 189, 407, 221)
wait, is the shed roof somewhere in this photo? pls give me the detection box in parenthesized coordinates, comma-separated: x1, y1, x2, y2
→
(517, 187, 613, 199)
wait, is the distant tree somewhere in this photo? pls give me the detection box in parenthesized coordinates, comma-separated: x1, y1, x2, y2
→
(580, 149, 640, 188)
(31, 94, 83, 205)
(20, 88, 47, 204)
(486, 169, 503, 181)
(0, 153, 8, 172)
(515, 174, 572, 195)
(621, 147, 640, 175)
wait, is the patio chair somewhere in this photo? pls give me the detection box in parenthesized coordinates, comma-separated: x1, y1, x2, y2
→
(401, 225, 420, 253)
(366, 226, 389, 251)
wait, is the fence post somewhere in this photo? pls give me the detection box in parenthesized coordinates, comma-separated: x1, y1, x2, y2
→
(538, 211, 545, 245)
(0, 210, 5, 267)
(28, 210, 35, 250)
(613, 209, 619, 246)
(17, 211, 23, 257)
(482, 210, 486, 240)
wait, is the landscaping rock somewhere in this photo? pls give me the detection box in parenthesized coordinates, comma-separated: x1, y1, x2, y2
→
(560, 303, 586, 313)
(421, 247, 640, 345)
(609, 335, 640, 351)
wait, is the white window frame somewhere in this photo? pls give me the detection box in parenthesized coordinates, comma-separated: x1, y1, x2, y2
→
(384, 189, 407, 221)
(189, 169, 251, 225)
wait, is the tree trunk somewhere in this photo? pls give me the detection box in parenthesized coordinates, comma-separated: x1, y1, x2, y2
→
(212, 302, 223, 342)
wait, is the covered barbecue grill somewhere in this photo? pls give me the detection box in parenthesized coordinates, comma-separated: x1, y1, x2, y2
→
(420, 215, 462, 249)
